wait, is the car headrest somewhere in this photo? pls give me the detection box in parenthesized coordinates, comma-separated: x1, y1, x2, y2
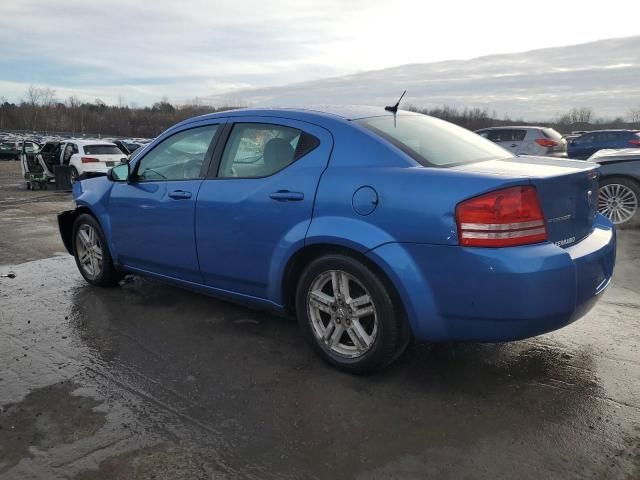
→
(263, 138, 294, 172)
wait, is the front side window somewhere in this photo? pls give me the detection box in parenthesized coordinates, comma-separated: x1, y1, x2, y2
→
(218, 123, 316, 178)
(136, 125, 218, 181)
(357, 115, 512, 167)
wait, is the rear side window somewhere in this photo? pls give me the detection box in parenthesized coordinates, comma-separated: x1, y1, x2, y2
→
(218, 123, 319, 178)
(357, 115, 511, 167)
(484, 129, 526, 142)
(83, 145, 122, 155)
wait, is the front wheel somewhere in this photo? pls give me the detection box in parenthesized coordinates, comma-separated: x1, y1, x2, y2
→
(296, 254, 409, 374)
(72, 214, 123, 287)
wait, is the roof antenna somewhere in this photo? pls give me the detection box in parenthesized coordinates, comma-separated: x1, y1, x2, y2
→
(385, 90, 406, 114)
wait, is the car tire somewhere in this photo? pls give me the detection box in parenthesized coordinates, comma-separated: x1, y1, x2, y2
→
(72, 213, 123, 287)
(70, 166, 79, 183)
(598, 177, 639, 228)
(296, 254, 410, 374)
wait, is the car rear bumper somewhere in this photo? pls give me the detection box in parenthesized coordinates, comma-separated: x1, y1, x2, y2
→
(366, 213, 616, 342)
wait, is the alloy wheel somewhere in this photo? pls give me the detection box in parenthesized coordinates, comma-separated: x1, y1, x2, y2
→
(76, 224, 103, 279)
(598, 183, 638, 225)
(307, 270, 378, 358)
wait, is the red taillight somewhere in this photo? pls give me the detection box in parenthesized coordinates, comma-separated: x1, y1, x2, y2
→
(535, 138, 558, 148)
(629, 139, 640, 146)
(81, 156, 99, 163)
(456, 186, 547, 247)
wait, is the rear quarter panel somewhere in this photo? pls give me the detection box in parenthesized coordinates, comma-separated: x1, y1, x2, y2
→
(308, 123, 532, 250)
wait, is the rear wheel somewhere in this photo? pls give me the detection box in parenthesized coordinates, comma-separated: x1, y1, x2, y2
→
(598, 177, 639, 228)
(72, 214, 123, 287)
(296, 254, 409, 374)
(70, 166, 79, 183)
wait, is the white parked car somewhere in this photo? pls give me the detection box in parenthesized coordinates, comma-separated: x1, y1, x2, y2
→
(61, 140, 127, 182)
(475, 126, 568, 158)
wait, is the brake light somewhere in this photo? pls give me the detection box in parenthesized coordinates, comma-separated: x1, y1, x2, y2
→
(535, 138, 558, 148)
(81, 156, 99, 163)
(628, 139, 640, 146)
(456, 186, 547, 247)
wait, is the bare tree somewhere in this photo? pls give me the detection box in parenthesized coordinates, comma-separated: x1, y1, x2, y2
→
(569, 107, 593, 124)
(628, 108, 640, 124)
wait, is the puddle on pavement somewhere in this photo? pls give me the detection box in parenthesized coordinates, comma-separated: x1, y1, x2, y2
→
(0, 381, 106, 474)
(0, 250, 637, 479)
(72, 442, 219, 480)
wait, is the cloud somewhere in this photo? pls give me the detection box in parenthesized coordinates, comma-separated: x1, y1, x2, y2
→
(201, 36, 640, 119)
(1, 0, 640, 111)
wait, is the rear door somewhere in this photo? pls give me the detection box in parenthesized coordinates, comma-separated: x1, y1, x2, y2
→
(195, 117, 333, 300)
(109, 122, 222, 282)
(488, 129, 525, 154)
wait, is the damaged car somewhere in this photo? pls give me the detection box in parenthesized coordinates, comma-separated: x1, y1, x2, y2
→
(58, 107, 616, 373)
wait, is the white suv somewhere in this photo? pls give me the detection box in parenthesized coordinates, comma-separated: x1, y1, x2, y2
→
(475, 126, 568, 157)
(61, 140, 127, 182)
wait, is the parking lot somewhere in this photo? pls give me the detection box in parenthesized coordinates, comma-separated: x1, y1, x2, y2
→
(0, 160, 638, 479)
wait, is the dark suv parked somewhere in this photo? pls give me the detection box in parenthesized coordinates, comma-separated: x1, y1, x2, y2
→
(567, 130, 640, 159)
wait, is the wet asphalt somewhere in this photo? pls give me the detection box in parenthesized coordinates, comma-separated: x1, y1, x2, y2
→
(0, 161, 638, 479)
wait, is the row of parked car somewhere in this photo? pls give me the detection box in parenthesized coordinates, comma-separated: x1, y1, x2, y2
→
(476, 126, 640, 227)
(15, 136, 151, 189)
(475, 126, 640, 159)
(7, 123, 640, 227)
(0, 135, 149, 161)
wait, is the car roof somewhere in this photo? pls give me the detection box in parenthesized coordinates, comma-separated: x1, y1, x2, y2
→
(476, 126, 548, 131)
(580, 129, 638, 133)
(175, 105, 418, 129)
(65, 139, 118, 146)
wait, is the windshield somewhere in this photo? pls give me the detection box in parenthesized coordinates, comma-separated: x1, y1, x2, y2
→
(356, 115, 512, 167)
(83, 144, 122, 155)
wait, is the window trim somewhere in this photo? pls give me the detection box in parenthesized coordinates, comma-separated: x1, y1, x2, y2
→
(131, 123, 223, 183)
(207, 121, 320, 180)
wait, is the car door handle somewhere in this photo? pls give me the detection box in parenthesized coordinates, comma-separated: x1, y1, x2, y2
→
(511, 144, 518, 147)
(168, 190, 192, 199)
(269, 190, 304, 202)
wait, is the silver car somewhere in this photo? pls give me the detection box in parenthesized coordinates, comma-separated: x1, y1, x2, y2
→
(475, 126, 568, 158)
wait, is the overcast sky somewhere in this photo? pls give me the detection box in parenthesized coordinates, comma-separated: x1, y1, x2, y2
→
(1, 0, 639, 107)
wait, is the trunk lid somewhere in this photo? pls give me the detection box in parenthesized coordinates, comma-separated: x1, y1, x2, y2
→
(452, 156, 599, 247)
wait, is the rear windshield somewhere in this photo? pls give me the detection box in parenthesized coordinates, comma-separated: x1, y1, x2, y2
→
(542, 128, 563, 140)
(356, 115, 511, 167)
(83, 145, 122, 155)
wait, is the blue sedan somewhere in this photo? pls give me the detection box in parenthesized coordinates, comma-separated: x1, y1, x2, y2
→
(58, 107, 616, 373)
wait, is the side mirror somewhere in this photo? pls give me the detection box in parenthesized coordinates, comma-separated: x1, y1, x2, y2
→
(108, 163, 130, 182)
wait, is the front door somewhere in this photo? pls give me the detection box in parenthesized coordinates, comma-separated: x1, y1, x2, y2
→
(109, 123, 221, 283)
(195, 117, 332, 301)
